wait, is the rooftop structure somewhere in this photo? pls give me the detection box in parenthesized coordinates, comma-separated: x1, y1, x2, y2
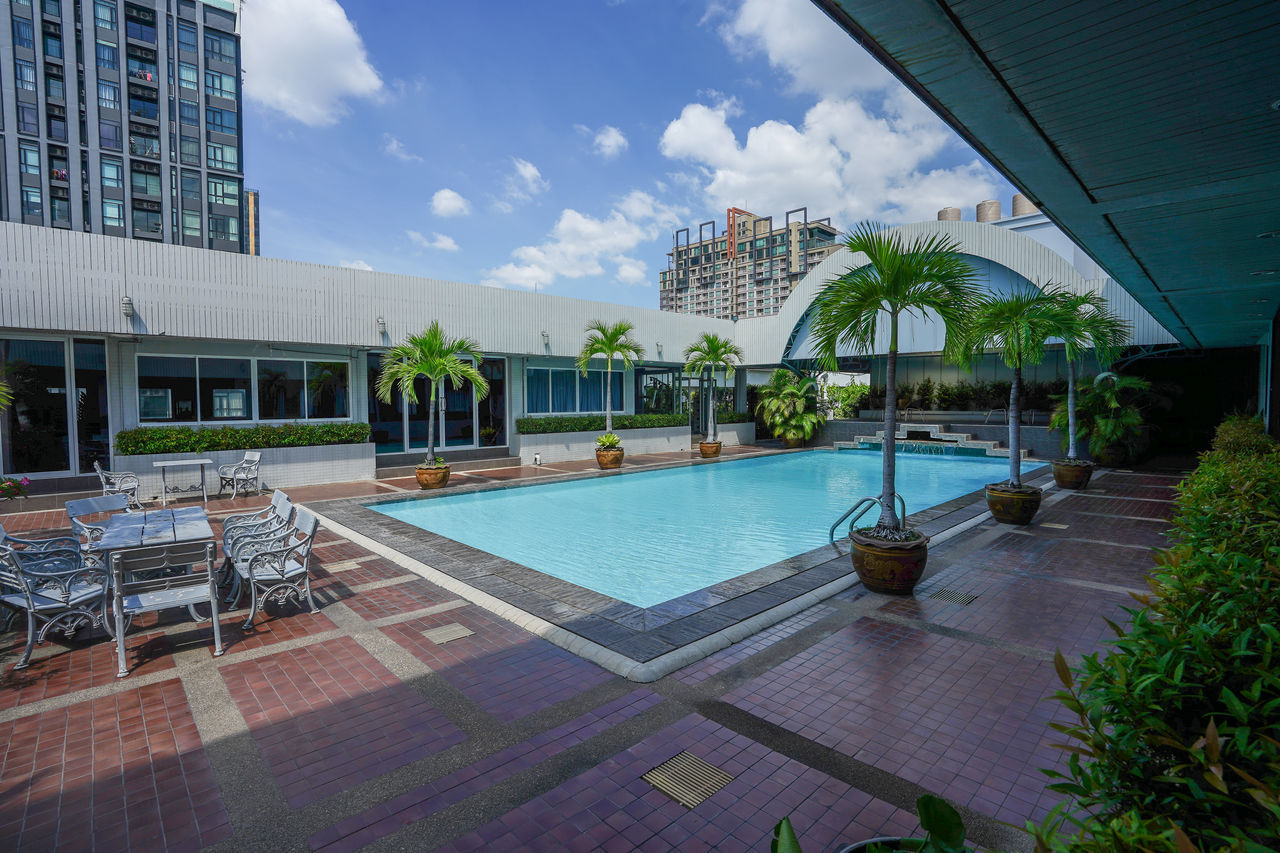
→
(659, 208, 841, 318)
(0, 0, 246, 252)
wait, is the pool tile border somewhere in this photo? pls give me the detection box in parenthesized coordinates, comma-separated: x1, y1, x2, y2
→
(308, 451, 1051, 681)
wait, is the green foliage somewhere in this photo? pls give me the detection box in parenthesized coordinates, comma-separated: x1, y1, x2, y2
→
(515, 413, 690, 434)
(1210, 415, 1277, 456)
(115, 423, 371, 455)
(755, 369, 823, 442)
(419, 456, 446, 468)
(777, 795, 970, 853)
(771, 817, 802, 853)
(594, 432, 622, 448)
(824, 383, 870, 418)
(1036, 427, 1280, 851)
(914, 377, 936, 410)
(577, 319, 645, 434)
(1049, 373, 1161, 460)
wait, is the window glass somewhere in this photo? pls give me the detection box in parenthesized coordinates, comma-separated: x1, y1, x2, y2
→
(205, 70, 236, 99)
(182, 210, 200, 237)
(101, 156, 123, 187)
(45, 72, 63, 99)
(127, 95, 156, 119)
(102, 199, 124, 227)
(51, 197, 70, 223)
(550, 369, 576, 413)
(47, 115, 66, 141)
(94, 0, 116, 29)
(129, 132, 158, 158)
(179, 135, 199, 165)
(176, 21, 196, 51)
(43, 34, 61, 58)
(257, 360, 303, 420)
(18, 142, 40, 175)
(131, 207, 161, 234)
(97, 79, 119, 109)
(177, 60, 197, 88)
(178, 98, 198, 124)
(208, 213, 238, 241)
(181, 172, 200, 200)
(204, 29, 236, 63)
(43, 0, 61, 15)
(12, 18, 34, 49)
(205, 106, 236, 134)
(137, 356, 196, 421)
(578, 371, 603, 412)
(95, 39, 117, 69)
(0, 338, 71, 474)
(198, 358, 250, 420)
(74, 339, 111, 475)
(610, 371, 624, 411)
(16, 103, 38, 133)
(130, 168, 159, 196)
(21, 187, 42, 217)
(126, 54, 156, 82)
(306, 362, 349, 418)
(478, 360, 506, 446)
(206, 142, 237, 170)
(14, 58, 36, 90)
(526, 368, 549, 414)
(125, 19, 154, 42)
(207, 175, 239, 206)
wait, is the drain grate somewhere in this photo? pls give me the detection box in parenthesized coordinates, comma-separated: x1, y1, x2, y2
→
(642, 752, 734, 808)
(928, 588, 979, 606)
(422, 623, 475, 645)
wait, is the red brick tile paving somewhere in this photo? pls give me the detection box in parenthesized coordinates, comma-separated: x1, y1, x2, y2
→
(341, 577, 459, 621)
(1031, 508, 1170, 548)
(1, 631, 175, 711)
(437, 714, 921, 853)
(725, 618, 1070, 826)
(1056, 493, 1174, 520)
(672, 604, 836, 684)
(220, 636, 467, 807)
(0, 679, 231, 853)
(313, 556, 412, 590)
(383, 607, 615, 722)
(308, 689, 663, 851)
(974, 532, 1155, 589)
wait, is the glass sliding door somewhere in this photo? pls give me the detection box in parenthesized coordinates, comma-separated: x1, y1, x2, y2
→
(366, 353, 404, 452)
(73, 339, 110, 474)
(478, 360, 506, 446)
(443, 376, 475, 447)
(1, 338, 71, 475)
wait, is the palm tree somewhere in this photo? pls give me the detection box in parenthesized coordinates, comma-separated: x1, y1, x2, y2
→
(683, 333, 744, 443)
(809, 222, 979, 537)
(576, 320, 645, 435)
(958, 285, 1077, 487)
(755, 369, 822, 445)
(0, 378, 10, 412)
(375, 322, 489, 465)
(1044, 286, 1130, 460)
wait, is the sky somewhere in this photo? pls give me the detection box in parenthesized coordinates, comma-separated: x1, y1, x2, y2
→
(240, 0, 1012, 309)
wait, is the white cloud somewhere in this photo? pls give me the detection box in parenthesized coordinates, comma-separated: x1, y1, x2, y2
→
(339, 259, 373, 271)
(431, 189, 472, 218)
(383, 134, 422, 162)
(660, 93, 1001, 225)
(482, 191, 684, 290)
(242, 0, 382, 126)
(592, 125, 629, 159)
(493, 158, 550, 212)
(407, 230, 460, 252)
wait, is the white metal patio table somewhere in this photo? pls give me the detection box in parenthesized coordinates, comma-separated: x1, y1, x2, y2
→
(153, 459, 215, 506)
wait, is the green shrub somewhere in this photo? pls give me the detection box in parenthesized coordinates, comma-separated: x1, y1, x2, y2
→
(515, 413, 690, 434)
(824, 384, 870, 418)
(1210, 415, 1277, 456)
(935, 380, 968, 410)
(115, 423, 371, 455)
(1036, 425, 1280, 851)
(915, 377, 936, 410)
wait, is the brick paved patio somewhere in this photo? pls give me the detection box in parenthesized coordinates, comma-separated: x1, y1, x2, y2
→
(0, 452, 1181, 851)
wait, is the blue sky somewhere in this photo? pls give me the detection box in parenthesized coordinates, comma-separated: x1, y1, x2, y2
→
(241, 0, 1011, 308)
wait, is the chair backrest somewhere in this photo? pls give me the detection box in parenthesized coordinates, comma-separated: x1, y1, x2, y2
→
(244, 451, 262, 465)
(93, 459, 109, 485)
(111, 540, 216, 595)
(270, 490, 289, 512)
(0, 546, 27, 592)
(285, 508, 319, 560)
(0, 519, 9, 544)
(66, 493, 130, 522)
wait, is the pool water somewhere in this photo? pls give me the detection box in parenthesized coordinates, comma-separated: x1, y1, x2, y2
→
(371, 450, 1009, 608)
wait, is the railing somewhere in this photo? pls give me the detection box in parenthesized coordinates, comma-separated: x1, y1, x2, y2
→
(828, 494, 907, 552)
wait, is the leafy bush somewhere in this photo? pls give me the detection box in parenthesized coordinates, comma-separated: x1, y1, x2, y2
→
(1036, 428, 1280, 851)
(915, 377, 936, 410)
(935, 380, 969, 410)
(115, 423, 371, 455)
(515, 413, 689, 434)
(824, 383, 870, 418)
(595, 432, 621, 448)
(1210, 415, 1277, 456)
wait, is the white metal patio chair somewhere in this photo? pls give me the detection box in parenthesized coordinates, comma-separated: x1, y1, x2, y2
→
(221, 490, 290, 546)
(0, 544, 109, 670)
(93, 460, 141, 508)
(65, 494, 133, 566)
(110, 540, 223, 677)
(217, 451, 262, 498)
(232, 507, 320, 630)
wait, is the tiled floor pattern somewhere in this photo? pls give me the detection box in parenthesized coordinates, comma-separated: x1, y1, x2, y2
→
(0, 459, 1182, 851)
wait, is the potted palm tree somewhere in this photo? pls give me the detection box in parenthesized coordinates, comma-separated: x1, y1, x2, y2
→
(577, 319, 645, 469)
(684, 333, 744, 457)
(809, 222, 978, 595)
(375, 322, 489, 489)
(755, 369, 823, 448)
(959, 285, 1075, 524)
(1045, 287, 1129, 489)
(1059, 372, 1159, 467)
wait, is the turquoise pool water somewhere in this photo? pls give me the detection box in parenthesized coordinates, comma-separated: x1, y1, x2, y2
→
(371, 450, 1010, 608)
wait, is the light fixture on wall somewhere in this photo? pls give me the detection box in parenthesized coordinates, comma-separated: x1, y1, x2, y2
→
(121, 296, 135, 318)
(376, 316, 386, 334)
(541, 330, 550, 345)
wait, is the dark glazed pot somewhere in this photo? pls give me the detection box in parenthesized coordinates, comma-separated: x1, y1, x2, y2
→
(782, 437, 805, 449)
(1093, 445, 1130, 467)
(415, 466, 450, 489)
(985, 483, 1043, 524)
(699, 441, 722, 458)
(850, 532, 929, 595)
(1052, 459, 1094, 490)
(596, 447, 624, 469)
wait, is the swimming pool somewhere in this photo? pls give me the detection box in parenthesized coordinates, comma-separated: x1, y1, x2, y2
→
(370, 449, 1009, 608)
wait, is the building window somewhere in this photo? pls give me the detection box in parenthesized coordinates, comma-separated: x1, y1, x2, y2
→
(197, 358, 250, 420)
(97, 79, 119, 110)
(138, 356, 195, 421)
(177, 60, 197, 89)
(47, 114, 66, 140)
(125, 19, 154, 42)
(208, 213, 238, 241)
(206, 141, 237, 170)
(205, 106, 236, 134)
(14, 58, 36, 90)
(207, 175, 239, 206)
(100, 156, 123, 188)
(131, 207, 161, 234)
(204, 30, 236, 63)
(16, 103, 37, 134)
(13, 18, 35, 49)
(45, 71, 63, 98)
(181, 210, 201, 237)
(126, 54, 156, 82)
(178, 98, 198, 125)
(307, 362, 349, 418)
(179, 135, 199, 165)
(102, 199, 124, 227)
(257, 360, 303, 419)
(95, 39, 117, 69)
(21, 187, 43, 217)
(127, 95, 157, 119)
(181, 172, 199, 201)
(129, 133, 158, 158)
(176, 21, 196, 52)
(130, 168, 159, 196)
(43, 34, 61, 58)
(525, 368, 623, 414)
(18, 143, 40, 174)
(50, 197, 70, 223)
(204, 69, 236, 100)
(43, 0, 61, 15)
(94, 0, 116, 29)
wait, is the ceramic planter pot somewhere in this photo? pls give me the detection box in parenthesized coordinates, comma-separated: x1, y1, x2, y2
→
(1052, 459, 1094, 490)
(1093, 444, 1130, 467)
(596, 447, 624, 469)
(782, 437, 804, 449)
(415, 466, 450, 489)
(985, 483, 1043, 524)
(699, 441, 722, 458)
(850, 531, 929, 595)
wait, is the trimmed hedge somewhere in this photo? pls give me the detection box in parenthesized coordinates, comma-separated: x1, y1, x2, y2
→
(115, 423, 372, 455)
(1037, 419, 1280, 851)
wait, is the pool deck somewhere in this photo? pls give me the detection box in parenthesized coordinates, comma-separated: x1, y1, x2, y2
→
(0, 445, 1185, 852)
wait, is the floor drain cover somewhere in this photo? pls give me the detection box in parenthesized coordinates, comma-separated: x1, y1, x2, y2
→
(422, 623, 474, 644)
(642, 752, 734, 808)
(1041, 522, 1070, 530)
(928, 588, 979, 606)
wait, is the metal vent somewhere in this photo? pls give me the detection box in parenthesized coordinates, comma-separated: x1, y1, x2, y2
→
(422, 623, 474, 645)
(642, 752, 734, 808)
(928, 588, 979, 606)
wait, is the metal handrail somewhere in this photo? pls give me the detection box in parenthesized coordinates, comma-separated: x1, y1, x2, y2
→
(828, 494, 908, 551)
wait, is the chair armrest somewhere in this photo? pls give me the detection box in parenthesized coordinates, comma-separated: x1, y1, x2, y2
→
(8, 533, 82, 552)
(222, 508, 269, 528)
(231, 462, 260, 479)
(231, 529, 291, 562)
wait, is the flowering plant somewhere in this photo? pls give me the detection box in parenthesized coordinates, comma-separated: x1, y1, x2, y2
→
(0, 476, 31, 500)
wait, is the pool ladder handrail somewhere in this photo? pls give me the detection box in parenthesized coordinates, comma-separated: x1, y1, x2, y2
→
(828, 494, 908, 552)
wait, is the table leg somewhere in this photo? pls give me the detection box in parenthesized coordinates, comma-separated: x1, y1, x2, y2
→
(200, 464, 208, 503)
(161, 466, 168, 507)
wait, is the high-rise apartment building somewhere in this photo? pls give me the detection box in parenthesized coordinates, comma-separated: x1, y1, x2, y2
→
(659, 208, 841, 318)
(1, 0, 246, 252)
(244, 186, 258, 254)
